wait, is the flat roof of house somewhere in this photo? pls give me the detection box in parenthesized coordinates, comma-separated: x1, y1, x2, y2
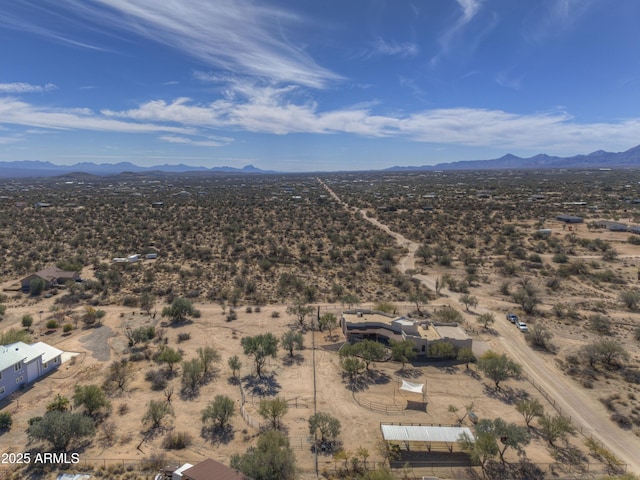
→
(381, 424, 474, 444)
(342, 312, 441, 340)
(432, 324, 471, 341)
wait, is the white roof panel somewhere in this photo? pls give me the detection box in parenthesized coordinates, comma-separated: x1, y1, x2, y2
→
(381, 424, 474, 444)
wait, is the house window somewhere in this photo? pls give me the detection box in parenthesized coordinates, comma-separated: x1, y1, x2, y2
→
(0, 386, 5, 395)
(0, 371, 2, 380)
(43, 362, 48, 369)
(14, 362, 22, 371)
(53, 357, 58, 363)
(16, 376, 23, 383)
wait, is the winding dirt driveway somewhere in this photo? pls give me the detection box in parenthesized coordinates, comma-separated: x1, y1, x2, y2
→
(319, 179, 640, 474)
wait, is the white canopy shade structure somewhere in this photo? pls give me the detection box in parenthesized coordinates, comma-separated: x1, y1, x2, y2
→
(400, 380, 424, 394)
(380, 423, 474, 453)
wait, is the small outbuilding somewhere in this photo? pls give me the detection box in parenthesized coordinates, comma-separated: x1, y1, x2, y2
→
(556, 215, 583, 223)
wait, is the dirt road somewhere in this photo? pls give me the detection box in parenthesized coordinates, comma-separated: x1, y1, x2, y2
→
(319, 179, 640, 474)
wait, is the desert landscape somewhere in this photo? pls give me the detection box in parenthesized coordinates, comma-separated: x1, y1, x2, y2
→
(1, 169, 640, 480)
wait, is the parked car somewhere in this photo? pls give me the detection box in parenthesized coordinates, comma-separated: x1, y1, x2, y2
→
(516, 321, 528, 332)
(506, 313, 518, 323)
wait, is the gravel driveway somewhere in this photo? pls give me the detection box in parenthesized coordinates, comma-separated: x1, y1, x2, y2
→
(79, 325, 114, 361)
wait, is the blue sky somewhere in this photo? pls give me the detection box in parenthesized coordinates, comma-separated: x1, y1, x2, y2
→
(1, 0, 639, 171)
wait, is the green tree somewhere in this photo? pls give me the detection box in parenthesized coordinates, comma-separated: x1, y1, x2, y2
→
(477, 312, 495, 329)
(47, 394, 70, 413)
(241, 333, 279, 377)
(390, 339, 416, 369)
(142, 400, 174, 430)
(595, 338, 629, 367)
(475, 418, 531, 463)
(104, 359, 135, 393)
(286, 300, 314, 329)
(231, 430, 297, 480)
(433, 305, 463, 323)
(28, 411, 95, 451)
(515, 398, 544, 428)
(512, 282, 539, 314)
(0, 328, 31, 345)
(201, 395, 235, 429)
(308, 412, 341, 444)
(525, 324, 554, 351)
(139, 291, 156, 316)
(318, 313, 338, 337)
(181, 358, 204, 394)
(428, 341, 457, 359)
(460, 429, 499, 475)
(351, 340, 386, 372)
(0, 412, 12, 430)
(281, 330, 304, 357)
(538, 414, 575, 446)
(459, 294, 478, 312)
(73, 385, 111, 416)
(161, 297, 197, 323)
(457, 347, 475, 368)
(228, 354, 242, 379)
(29, 277, 46, 296)
(408, 291, 430, 315)
(477, 351, 522, 390)
(21, 314, 34, 328)
(197, 346, 220, 378)
(258, 397, 288, 430)
(157, 346, 182, 373)
(620, 289, 640, 310)
(340, 356, 365, 382)
(342, 294, 360, 309)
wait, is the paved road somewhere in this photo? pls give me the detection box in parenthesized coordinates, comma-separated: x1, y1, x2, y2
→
(319, 178, 640, 474)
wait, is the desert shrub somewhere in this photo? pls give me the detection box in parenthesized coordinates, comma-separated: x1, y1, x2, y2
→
(118, 403, 130, 415)
(122, 295, 138, 307)
(145, 370, 168, 391)
(21, 314, 33, 328)
(46, 319, 58, 329)
(610, 412, 632, 429)
(177, 332, 191, 343)
(0, 412, 12, 430)
(588, 314, 611, 334)
(162, 431, 193, 449)
(63, 323, 73, 333)
(271, 311, 280, 318)
(433, 306, 463, 324)
(552, 252, 568, 263)
(245, 306, 253, 313)
(129, 351, 146, 362)
(621, 368, 640, 385)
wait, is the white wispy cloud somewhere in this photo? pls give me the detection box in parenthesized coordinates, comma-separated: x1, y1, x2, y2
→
(158, 135, 232, 147)
(439, 0, 483, 51)
(524, 0, 594, 44)
(368, 38, 419, 58)
(0, 82, 57, 93)
(100, 81, 640, 153)
(0, 97, 192, 134)
(0, 0, 341, 89)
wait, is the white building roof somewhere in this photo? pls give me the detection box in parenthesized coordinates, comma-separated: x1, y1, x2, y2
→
(3, 342, 40, 364)
(380, 424, 474, 444)
(0, 344, 29, 371)
(31, 342, 64, 364)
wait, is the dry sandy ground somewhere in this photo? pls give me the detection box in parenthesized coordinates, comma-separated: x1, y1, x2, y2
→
(1, 295, 575, 480)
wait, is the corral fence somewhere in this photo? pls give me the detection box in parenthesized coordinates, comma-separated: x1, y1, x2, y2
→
(238, 382, 261, 431)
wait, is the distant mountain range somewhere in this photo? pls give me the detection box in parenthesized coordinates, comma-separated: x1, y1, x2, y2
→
(0, 161, 274, 178)
(385, 144, 640, 171)
(2, 144, 640, 178)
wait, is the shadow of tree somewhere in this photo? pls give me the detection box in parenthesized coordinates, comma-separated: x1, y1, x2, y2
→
(463, 368, 481, 380)
(395, 366, 422, 378)
(282, 353, 305, 367)
(343, 369, 391, 392)
(482, 384, 530, 405)
(201, 424, 235, 445)
(242, 373, 281, 396)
